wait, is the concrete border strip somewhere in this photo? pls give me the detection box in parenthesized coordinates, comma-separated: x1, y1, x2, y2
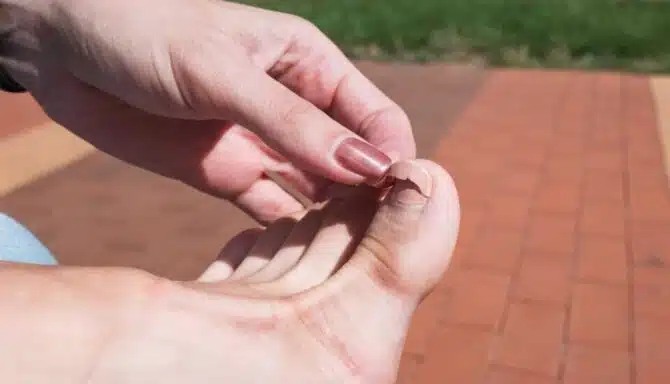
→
(651, 76, 670, 178)
(0, 122, 95, 196)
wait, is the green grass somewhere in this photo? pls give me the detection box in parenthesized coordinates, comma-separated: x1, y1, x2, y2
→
(239, 0, 670, 72)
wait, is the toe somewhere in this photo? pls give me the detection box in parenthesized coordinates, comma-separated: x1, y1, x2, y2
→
(344, 159, 460, 299)
(245, 204, 327, 283)
(263, 188, 379, 294)
(198, 228, 262, 282)
(229, 215, 301, 280)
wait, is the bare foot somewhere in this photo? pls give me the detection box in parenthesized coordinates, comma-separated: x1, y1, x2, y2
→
(90, 160, 459, 383)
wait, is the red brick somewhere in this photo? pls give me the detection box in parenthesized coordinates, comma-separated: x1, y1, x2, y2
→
(532, 180, 581, 215)
(628, 168, 670, 192)
(518, 126, 553, 146)
(447, 245, 469, 267)
(485, 367, 556, 384)
(627, 146, 662, 171)
(625, 124, 661, 145)
(585, 149, 623, 174)
(634, 265, 670, 288)
(512, 254, 572, 304)
(564, 345, 630, 384)
(453, 178, 493, 209)
(569, 283, 629, 348)
(594, 71, 622, 90)
(622, 74, 653, 103)
(507, 143, 547, 169)
(464, 228, 523, 273)
(403, 292, 442, 354)
(636, 316, 670, 384)
(462, 147, 504, 173)
(626, 168, 670, 222)
(628, 188, 670, 222)
(548, 135, 584, 158)
(556, 115, 589, 136)
(626, 145, 664, 171)
(492, 302, 565, 376)
(418, 327, 492, 383)
(591, 133, 621, 157)
(579, 201, 625, 237)
(483, 193, 531, 229)
(624, 136, 656, 155)
(575, 236, 628, 284)
(634, 284, 670, 319)
(583, 171, 624, 204)
(396, 352, 423, 384)
(432, 136, 473, 166)
(544, 156, 584, 184)
(440, 269, 510, 329)
(494, 165, 540, 197)
(456, 205, 486, 248)
(525, 214, 577, 256)
(590, 130, 622, 151)
(630, 222, 670, 266)
(479, 130, 517, 155)
(555, 104, 588, 128)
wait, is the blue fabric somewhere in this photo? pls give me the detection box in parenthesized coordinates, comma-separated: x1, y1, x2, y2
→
(0, 213, 58, 265)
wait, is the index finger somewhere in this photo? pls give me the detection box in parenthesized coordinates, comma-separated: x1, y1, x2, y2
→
(300, 28, 416, 161)
(328, 63, 417, 162)
(273, 19, 416, 162)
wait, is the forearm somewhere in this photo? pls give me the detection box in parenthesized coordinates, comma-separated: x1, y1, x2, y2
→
(0, 263, 161, 383)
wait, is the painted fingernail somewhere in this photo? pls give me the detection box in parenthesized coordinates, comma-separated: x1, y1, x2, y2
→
(334, 137, 392, 182)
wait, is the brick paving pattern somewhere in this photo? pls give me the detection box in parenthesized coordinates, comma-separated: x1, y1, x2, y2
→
(399, 70, 670, 383)
(1, 65, 669, 383)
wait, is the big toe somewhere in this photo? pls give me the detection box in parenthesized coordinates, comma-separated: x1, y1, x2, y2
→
(290, 160, 460, 382)
(344, 159, 460, 299)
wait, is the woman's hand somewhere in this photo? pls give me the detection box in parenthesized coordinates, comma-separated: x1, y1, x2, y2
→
(2, 0, 415, 223)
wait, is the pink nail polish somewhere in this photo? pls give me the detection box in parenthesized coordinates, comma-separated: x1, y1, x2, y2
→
(334, 137, 392, 182)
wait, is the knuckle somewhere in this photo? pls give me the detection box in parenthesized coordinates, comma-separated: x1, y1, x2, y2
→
(282, 14, 320, 35)
(278, 13, 328, 46)
(276, 98, 314, 130)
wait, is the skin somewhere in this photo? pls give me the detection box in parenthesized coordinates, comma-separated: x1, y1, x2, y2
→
(0, 0, 459, 382)
(0, 160, 460, 383)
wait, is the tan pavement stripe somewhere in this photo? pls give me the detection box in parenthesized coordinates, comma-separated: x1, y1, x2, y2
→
(651, 76, 670, 177)
(0, 122, 95, 196)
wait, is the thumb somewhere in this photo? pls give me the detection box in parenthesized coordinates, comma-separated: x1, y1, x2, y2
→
(184, 57, 392, 186)
(347, 160, 460, 299)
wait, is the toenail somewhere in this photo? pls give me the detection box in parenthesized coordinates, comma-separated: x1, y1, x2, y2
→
(382, 161, 433, 197)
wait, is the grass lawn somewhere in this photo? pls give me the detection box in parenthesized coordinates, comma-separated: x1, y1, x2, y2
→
(239, 0, 670, 72)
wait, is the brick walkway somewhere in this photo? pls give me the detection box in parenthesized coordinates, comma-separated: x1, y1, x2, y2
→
(400, 70, 670, 383)
(1, 66, 669, 383)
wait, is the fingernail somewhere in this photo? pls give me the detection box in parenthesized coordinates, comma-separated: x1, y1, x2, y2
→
(334, 137, 392, 182)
